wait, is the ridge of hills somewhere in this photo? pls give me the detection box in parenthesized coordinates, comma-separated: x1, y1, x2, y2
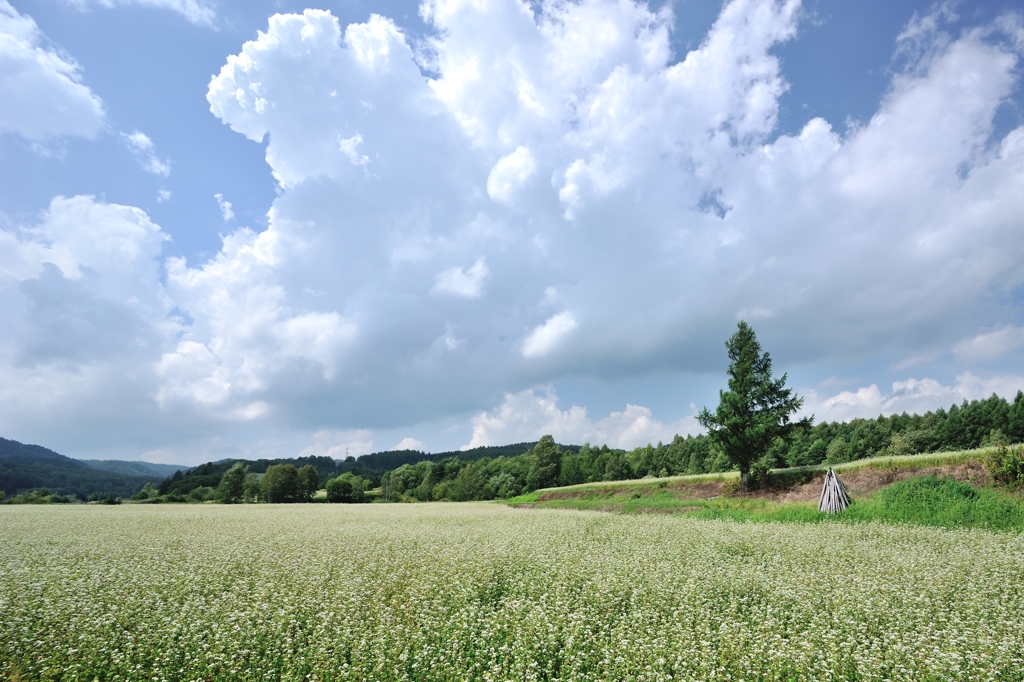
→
(0, 436, 577, 499)
(78, 460, 189, 478)
(0, 438, 157, 499)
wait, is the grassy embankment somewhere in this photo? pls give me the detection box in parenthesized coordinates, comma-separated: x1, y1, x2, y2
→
(508, 447, 1024, 531)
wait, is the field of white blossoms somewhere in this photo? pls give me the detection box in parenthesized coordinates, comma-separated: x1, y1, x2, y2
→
(1, 504, 1023, 681)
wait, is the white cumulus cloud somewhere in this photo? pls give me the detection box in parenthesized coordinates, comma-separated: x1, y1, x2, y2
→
(121, 131, 171, 176)
(433, 258, 489, 298)
(297, 429, 375, 459)
(214, 193, 234, 222)
(0, 196, 176, 453)
(393, 437, 426, 451)
(465, 386, 700, 449)
(808, 372, 1024, 422)
(954, 326, 1024, 364)
(207, 11, 430, 188)
(64, 0, 216, 27)
(487, 146, 536, 204)
(0, 1, 105, 141)
(522, 312, 578, 358)
(5, 0, 1024, 462)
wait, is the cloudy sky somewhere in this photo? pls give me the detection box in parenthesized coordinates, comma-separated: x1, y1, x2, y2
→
(2, 0, 1023, 465)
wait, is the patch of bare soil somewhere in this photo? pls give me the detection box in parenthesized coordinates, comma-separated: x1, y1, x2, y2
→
(536, 462, 992, 504)
(537, 490, 598, 501)
(669, 481, 726, 498)
(763, 461, 991, 504)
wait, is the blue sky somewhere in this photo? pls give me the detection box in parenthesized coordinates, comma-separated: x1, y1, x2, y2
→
(2, 0, 1023, 465)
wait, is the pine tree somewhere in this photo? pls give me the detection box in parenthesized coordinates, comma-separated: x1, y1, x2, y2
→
(698, 321, 810, 492)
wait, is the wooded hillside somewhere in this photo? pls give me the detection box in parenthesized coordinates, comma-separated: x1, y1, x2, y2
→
(0, 438, 155, 499)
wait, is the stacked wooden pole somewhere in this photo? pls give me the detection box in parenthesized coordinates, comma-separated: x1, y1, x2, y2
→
(818, 467, 850, 513)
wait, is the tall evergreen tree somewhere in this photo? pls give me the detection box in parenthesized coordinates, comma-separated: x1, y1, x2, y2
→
(698, 321, 810, 492)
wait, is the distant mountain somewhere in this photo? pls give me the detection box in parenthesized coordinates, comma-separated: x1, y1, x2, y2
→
(0, 438, 155, 499)
(78, 459, 189, 478)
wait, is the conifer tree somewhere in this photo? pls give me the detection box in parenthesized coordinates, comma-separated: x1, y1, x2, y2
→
(698, 321, 810, 492)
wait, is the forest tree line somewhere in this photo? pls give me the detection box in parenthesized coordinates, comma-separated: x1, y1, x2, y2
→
(379, 392, 1024, 501)
(139, 391, 1024, 504)
(10, 389, 1013, 505)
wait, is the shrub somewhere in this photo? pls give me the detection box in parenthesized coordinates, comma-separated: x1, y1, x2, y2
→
(8, 489, 73, 504)
(985, 443, 1024, 489)
(189, 486, 215, 502)
(326, 476, 353, 503)
(131, 483, 157, 501)
(721, 478, 742, 497)
(487, 472, 521, 499)
(91, 494, 122, 505)
(325, 473, 367, 503)
(747, 454, 774, 490)
(870, 475, 1023, 530)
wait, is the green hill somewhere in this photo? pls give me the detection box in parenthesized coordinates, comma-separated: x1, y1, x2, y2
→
(78, 459, 188, 478)
(0, 438, 154, 499)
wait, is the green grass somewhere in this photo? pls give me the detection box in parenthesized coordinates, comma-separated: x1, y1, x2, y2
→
(513, 480, 1024, 532)
(522, 446, 995, 499)
(530, 470, 738, 494)
(508, 445, 1024, 532)
(811, 448, 989, 474)
(858, 476, 1024, 530)
(684, 478, 1024, 532)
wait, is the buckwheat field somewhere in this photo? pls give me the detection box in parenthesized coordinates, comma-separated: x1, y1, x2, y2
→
(2, 504, 1023, 681)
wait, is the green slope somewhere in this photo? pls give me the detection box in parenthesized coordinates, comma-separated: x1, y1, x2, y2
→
(0, 438, 154, 499)
(78, 459, 188, 478)
(508, 447, 1024, 531)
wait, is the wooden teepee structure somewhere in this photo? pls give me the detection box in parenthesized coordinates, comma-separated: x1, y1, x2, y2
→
(818, 467, 850, 513)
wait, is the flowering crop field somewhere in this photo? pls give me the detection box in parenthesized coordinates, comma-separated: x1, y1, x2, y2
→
(2, 504, 1023, 681)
